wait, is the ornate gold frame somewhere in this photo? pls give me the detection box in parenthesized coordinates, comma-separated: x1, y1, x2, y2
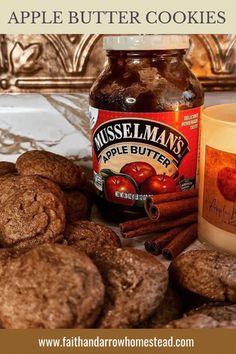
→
(0, 34, 235, 92)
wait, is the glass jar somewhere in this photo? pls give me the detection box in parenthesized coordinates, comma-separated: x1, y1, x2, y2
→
(89, 35, 204, 221)
(198, 104, 236, 256)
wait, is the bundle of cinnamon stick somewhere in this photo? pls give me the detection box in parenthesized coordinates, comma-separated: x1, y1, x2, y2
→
(119, 189, 198, 260)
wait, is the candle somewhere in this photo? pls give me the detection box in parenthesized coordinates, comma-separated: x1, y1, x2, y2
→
(198, 104, 236, 255)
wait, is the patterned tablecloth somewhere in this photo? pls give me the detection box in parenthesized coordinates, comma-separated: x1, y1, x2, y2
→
(0, 91, 235, 266)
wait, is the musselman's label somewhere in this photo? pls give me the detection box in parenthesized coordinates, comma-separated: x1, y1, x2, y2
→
(89, 106, 201, 207)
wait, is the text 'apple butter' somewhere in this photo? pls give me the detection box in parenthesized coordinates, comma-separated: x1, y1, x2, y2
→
(89, 35, 204, 221)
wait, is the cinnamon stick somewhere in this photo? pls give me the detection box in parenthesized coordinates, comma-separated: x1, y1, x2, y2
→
(162, 223, 197, 260)
(149, 197, 198, 221)
(144, 225, 186, 255)
(120, 217, 152, 233)
(121, 212, 197, 239)
(145, 189, 198, 216)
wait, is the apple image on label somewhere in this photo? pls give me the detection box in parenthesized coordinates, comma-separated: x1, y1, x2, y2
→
(104, 175, 136, 206)
(140, 173, 176, 194)
(217, 167, 236, 202)
(120, 162, 156, 186)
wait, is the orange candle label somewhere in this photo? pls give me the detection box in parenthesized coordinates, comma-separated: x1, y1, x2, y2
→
(203, 145, 236, 234)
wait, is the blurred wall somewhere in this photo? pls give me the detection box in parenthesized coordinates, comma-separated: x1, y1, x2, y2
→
(0, 34, 235, 93)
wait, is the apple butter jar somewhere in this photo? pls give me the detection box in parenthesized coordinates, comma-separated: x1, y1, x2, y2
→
(89, 35, 204, 221)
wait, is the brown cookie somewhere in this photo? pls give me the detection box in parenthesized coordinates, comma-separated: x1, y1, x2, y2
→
(0, 249, 19, 276)
(93, 247, 168, 328)
(0, 248, 32, 279)
(16, 150, 86, 189)
(165, 314, 236, 329)
(0, 175, 64, 205)
(40, 178, 66, 207)
(139, 285, 182, 328)
(0, 244, 104, 328)
(65, 221, 121, 256)
(0, 161, 16, 176)
(64, 190, 91, 222)
(179, 289, 211, 313)
(0, 177, 66, 249)
(188, 303, 236, 322)
(169, 250, 236, 302)
(81, 179, 96, 197)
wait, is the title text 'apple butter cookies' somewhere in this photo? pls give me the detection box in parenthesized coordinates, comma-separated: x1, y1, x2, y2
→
(65, 221, 121, 256)
(169, 250, 236, 302)
(0, 244, 105, 329)
(16, 150, 86, 189)
(93, 248, 168, 328)
(0, 175, 66, 249)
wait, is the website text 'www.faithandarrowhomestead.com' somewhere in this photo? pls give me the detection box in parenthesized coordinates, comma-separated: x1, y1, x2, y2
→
(38, 335, 194, 349)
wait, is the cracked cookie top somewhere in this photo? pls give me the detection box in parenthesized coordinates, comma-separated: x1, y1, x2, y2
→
(0, 244, 104, 328)
(16, 150, 86, 189)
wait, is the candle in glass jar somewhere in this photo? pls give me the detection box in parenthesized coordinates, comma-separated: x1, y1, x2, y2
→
(198, 104, 236, 255)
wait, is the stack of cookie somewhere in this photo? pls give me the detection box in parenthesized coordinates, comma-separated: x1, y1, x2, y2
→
(1, 236, 236, 328)
(0, 150, 236, 329)
(165, 250, 236, 328)
(0, 150, 170, 329)
(0, 150, 92, 250)
(0, 235, 170, 328)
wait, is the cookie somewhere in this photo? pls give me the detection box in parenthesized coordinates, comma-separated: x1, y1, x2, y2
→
(179, 289, 211, 313)
(0, 248, 19, 276)
(16, 150, 86, 189)
(139, 285, 182, 328)
(65, 221, 121, 256)
(0, 244, 104, 328)
(81, 180, 96, 197)
(165, 314, 236, 329)
(93, 247, 168, 328)
(0, 176, 66, 249)
(64, 190, 91, 222)
(188, 303, 236, 322)
(0, 175, 65, 205)
(0, 161, 16, 176)
(40, 178, 66, 208)
(169, 250, 236, 302)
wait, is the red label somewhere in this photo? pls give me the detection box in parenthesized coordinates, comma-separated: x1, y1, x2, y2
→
(89, 106, 201, 207)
